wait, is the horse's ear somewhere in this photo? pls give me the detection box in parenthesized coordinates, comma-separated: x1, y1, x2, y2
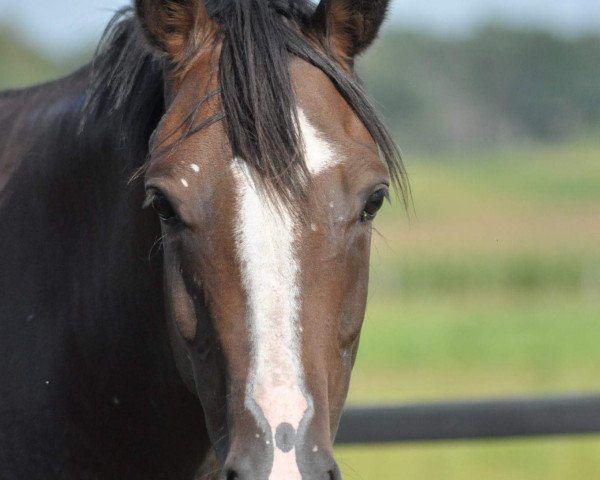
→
(311, 0, 390, 59)
(135, 0, 215, 65)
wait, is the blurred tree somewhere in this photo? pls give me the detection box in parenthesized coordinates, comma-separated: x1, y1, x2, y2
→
(358, 26, 600, 153)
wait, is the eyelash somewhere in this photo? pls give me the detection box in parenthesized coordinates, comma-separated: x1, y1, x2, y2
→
(360, 188, 388, 223)
(145, 190, 180, 224)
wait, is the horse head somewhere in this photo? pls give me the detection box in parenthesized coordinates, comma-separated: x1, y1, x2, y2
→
(136, 1, 407, 478)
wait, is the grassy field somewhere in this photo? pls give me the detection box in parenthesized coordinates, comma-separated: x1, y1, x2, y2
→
(337, 142, 600, 479)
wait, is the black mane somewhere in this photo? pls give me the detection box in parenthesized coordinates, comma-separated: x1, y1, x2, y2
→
(84, 0, 409, 205)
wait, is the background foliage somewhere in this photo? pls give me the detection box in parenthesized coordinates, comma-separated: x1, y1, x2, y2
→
(359, 27, 600, 153)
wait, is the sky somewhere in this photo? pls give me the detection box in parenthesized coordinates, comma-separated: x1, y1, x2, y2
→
(1, 0, 599, 57)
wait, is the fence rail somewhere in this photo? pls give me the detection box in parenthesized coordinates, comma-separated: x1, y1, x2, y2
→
(336, 394, 600, 445)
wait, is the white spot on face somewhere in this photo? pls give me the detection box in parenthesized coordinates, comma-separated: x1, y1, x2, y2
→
(270, 450, 300, 479)
(180, 178, 189, 188)
(191, 163, 200, 173)
(310, 223, 317, 232)
(297, 109, 337, 175)
(255, 433, 261, 439)
(233, 161, 309, 480)
(232, 110, 340, 480)
(313, 445, 319, 453)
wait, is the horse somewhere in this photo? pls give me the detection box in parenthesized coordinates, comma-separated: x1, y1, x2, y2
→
(0, 1, 408, 478)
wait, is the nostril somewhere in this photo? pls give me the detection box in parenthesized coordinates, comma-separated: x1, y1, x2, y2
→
(222, 459, 251, 480)
(226, 471, 238, 480)
(327, 464, 342, 480)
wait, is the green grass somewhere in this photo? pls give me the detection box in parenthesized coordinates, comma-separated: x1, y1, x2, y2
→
(349, 291, 600, 402)
(371, 253, 599, 293)
(336, 438, 600, 480)
(338, 143, 600, 479)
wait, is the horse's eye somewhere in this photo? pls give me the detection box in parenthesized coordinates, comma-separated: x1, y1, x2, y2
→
(361, 188, 388, 222)
(146, 191, 178, 223)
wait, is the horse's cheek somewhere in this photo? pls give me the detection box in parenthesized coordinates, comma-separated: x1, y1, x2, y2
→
(167, 271, 199, 343)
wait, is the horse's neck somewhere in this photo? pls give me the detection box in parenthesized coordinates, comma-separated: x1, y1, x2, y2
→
(0, 72, 213, 473)
(0, 69, 164, 351)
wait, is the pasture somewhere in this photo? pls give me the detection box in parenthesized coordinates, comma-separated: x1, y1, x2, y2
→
(337, 142, 600, 478)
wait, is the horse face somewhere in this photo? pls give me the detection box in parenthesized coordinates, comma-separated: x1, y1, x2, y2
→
(139, 1, 400, 478)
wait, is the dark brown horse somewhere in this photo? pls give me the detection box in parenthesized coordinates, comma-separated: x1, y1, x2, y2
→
(0, 1, 408, 479)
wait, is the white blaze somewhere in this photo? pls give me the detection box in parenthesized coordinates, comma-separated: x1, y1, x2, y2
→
(232, 109, 338, 479)
(297, 110, 335, 175)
